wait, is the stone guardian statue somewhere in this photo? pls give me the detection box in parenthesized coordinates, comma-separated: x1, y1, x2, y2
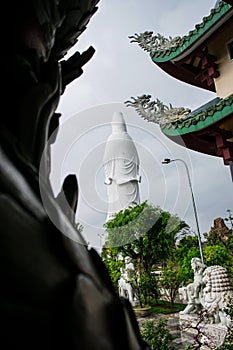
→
(179, 258, 233, 325)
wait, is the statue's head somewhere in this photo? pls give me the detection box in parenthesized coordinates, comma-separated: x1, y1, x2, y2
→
(111, 112, 127, 133)
(191, 257, 201, 267)
(125, 256, 131, 264)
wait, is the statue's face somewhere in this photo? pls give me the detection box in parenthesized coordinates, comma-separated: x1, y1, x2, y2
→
(191, 258, 199, 268)
(125, 257, 130, 264)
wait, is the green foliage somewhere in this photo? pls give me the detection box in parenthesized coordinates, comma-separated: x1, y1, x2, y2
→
(203, 244, 231, 267)
(129, 269, 159, 307)
(103, 201, 189, 306)
(104, 201, 188, 270)
(140, 319, 174, 350)
(101, 248, 124, 292)
(103, 203, 233, 330)
(150, 300, 185, 314)
(175, 209, 233, 285)
(175, 236, 200, 282)
(176, 235, 199, 260)
(159, 260, 186, 307)
(204, 214, 233, 259)
(203, 213, 233, 282)
(104, 201, 148, 247)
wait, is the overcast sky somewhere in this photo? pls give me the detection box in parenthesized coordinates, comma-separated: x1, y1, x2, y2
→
(48, 0, 233, 250)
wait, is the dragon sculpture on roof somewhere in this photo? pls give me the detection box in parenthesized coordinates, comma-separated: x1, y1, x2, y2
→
(129, 31, 181, 55)
(125, 94, 191, 127)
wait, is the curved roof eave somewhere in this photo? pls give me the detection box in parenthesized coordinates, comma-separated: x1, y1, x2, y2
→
(151, 2, 233, 64)
(161, 95, 233, 137)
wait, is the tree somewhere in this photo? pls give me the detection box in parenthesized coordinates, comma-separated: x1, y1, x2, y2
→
(203, 245, 231, 266)
(101, 248, 124, 292)
(204, 216, 233, 257)
(159, 260, 186, 308)
(175, 235, 200, 283)
(203, 215, 233, 282)
(104, 201, 188, 270)
(103, 201, 189, 304)
(129, 268, 159, 307)
(176, 223, 233, 285)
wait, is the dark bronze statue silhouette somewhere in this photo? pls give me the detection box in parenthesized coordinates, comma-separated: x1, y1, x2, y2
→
(0, 1, 149, 349)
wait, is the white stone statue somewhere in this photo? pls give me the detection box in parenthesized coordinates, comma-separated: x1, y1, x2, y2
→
(103, 112, 140, 222)
(118, 256, 135, 305)
(179, 257, 206, 315)
(202, 265, 232, 325)
(179, 258, 233, 326)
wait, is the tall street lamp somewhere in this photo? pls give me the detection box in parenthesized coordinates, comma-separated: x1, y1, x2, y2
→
(98, 232, 105, 254)
(162, 158, 204, 264)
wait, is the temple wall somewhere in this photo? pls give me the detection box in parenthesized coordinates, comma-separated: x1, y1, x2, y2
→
(209, 22, 233, 98)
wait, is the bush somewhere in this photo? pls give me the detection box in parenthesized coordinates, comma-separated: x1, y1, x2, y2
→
(140, 319, 174, 350)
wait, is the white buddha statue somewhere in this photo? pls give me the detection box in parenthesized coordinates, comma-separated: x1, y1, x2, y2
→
(103, 112, 141, 221)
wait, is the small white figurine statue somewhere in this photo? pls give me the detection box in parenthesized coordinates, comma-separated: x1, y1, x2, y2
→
(118, 256, 135, 305)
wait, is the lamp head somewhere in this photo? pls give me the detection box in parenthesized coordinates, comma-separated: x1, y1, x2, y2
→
(162, 158, 171, 164)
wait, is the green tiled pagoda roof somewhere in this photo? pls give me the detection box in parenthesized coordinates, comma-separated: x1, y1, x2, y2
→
(152, 1, 232, 63)
(162, 94, 233, 136)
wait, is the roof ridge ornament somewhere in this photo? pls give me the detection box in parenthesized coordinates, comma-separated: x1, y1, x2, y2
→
(128, 2, 230, 58)
(125, 95, 191, 127)
(129, 31, 181, 55)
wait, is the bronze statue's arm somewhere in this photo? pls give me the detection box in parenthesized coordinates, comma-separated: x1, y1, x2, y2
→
(60, 46, 95, 93)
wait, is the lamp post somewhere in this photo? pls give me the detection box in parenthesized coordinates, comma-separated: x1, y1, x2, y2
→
(162, 158, 204, 264)
(97, 233, 105, 254)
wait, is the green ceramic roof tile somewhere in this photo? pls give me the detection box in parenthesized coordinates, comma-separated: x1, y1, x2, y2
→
(162, 95, 233, 136)
(152, 1, 232, 63)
